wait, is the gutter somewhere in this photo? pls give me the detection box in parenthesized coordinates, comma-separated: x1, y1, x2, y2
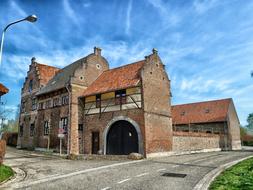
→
(65, 83, 71, 156)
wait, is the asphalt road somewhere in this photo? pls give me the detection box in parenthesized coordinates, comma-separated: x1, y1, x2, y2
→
(1, 147, 253, 190)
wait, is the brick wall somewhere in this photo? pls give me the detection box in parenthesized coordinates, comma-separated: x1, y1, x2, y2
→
(141, 50, 173, 155)
(83, 109, 145, 155)
(18, 61, 41, 148)
(227, 101, 241, 150)
(172, 131, 221, 151)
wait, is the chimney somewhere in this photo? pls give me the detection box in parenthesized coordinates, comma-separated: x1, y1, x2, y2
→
(31, 57, 36, 64)
(94, 47, 102, 56)
(152, 48, 158, 55)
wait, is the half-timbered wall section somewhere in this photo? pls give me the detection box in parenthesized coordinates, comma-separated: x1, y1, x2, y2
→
(84, 87, 142, 115)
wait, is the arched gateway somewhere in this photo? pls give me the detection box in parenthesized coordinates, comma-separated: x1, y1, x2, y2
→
(103, 116, 143, 155)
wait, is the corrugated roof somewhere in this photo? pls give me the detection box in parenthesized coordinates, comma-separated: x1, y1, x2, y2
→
(0, 83, 9, 95)
(37, 57, 87, 96)
(82, 60, 145, 97)
(172, 98, 232, 124)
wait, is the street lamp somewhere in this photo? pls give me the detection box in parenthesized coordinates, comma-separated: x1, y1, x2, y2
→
(0, 15, 37, 67)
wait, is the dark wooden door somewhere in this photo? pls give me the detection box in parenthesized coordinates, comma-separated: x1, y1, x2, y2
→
(92, 132, 99, 154)
(106, 120, 138, 155)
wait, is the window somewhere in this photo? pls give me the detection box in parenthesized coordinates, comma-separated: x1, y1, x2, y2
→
(61, 117, 68, 134)
(96, 94, 101, 108)
(78, 124, 83, 131)
(115, 89, 126, 105)
(44, 121, 49, 136)
(19, 125, 23, 137)
(181, 111, 185, 116)
(45, 99, 52, 109)
(30, 123, 35, 137)
(53, 98, 59, 107)
(29, 80, 33, 92)
(21, 100, 25, 113)
(38, 102, 44, 110)
(62, 95, 69, 105)
(32, 98, 37, 110)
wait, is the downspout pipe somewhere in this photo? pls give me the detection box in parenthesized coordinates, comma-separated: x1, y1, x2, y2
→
(65, 83, 71, 156)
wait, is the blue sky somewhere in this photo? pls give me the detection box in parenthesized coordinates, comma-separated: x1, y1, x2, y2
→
(0, 0, 252, 125)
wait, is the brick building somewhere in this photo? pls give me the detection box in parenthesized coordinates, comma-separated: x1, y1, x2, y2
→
(17, 47, 241, 157)
(172, 99, 241, 152)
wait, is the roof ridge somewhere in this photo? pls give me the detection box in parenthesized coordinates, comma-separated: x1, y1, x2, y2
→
(36, 62, 60, 70)
(172, 98, 232, 107)
(104, 60, 145, 73)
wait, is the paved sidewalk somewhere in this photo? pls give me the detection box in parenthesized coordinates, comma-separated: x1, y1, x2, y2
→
(1, 147, 253, 190)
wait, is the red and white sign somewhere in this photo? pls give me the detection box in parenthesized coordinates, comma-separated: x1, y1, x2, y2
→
(58, 128, 64, 134)
(58, 134, 65, 138)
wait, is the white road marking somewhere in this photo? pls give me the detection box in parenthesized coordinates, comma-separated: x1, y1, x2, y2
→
(184, 162, 190, 164)
(157, 168, 166, 172)
(172, 165, 179, 168)
(117, 178, 131, 184)
(136, 172, 149, 177)
(101, 187, 111, 190)
(12, 160, 145, 188)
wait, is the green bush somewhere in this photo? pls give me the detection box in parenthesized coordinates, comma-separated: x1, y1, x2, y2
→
(209, 157, 253, 190)
(0, 165, 14, 182)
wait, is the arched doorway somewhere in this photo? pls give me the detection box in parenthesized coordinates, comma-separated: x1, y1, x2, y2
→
(106, 120, 138, 155)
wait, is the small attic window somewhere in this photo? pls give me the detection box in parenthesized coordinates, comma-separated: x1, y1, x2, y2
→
(96, 64, 101, 69)
(29, 80, 33, 92)
(80, 76, 84, 80)
(205, 109, 210, 113)
(181, 111, 185, 116)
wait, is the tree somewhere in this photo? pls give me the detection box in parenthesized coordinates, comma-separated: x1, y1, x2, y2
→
(240, 126, 247, 137)
(246, 113, 253, 130)
(0, 104, 19, 133)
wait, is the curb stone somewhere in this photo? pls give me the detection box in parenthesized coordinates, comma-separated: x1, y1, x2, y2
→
(193, 155, 253, 190)
(0, 167, 26, 188)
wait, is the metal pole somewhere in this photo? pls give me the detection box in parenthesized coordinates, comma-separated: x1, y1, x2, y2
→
(47, 121, 50, 151)
(60, 138, 62, 156)
(0, 31, 5, 67)
(0, 18, 26, 67)
(0, 15, 37, 67)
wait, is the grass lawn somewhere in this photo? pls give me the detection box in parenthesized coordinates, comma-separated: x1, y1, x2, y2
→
(0, 165, 14, 183)
(209, 157, 253, 190)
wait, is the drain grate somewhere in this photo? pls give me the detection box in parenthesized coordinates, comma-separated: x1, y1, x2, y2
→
(161, 172, 187, 178)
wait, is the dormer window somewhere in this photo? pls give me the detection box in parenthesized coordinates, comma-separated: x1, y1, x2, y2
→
(96, 94, 101, 108)
(29, 80, 33, 92)
(115, 89, 126, 105)
(205, 109, 210, 113)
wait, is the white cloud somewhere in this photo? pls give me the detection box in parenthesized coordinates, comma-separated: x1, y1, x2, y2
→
(63, 0, 80, 26)
(125, 0, 133, 35)
(9, 0, 27, 17)
(83, 2, 91, 8)
(147, 0, 181, 26)
(193, 0, 219, 14)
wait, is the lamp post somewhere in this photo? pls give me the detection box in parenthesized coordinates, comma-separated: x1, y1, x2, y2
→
(0, 15, 37, 67)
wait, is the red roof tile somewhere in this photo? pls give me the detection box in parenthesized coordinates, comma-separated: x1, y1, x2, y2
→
(36, 63, 60, 85)
(0, 83, 9, 95)
(83, 60, 145, 97)
(172, 99, 232, 124)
